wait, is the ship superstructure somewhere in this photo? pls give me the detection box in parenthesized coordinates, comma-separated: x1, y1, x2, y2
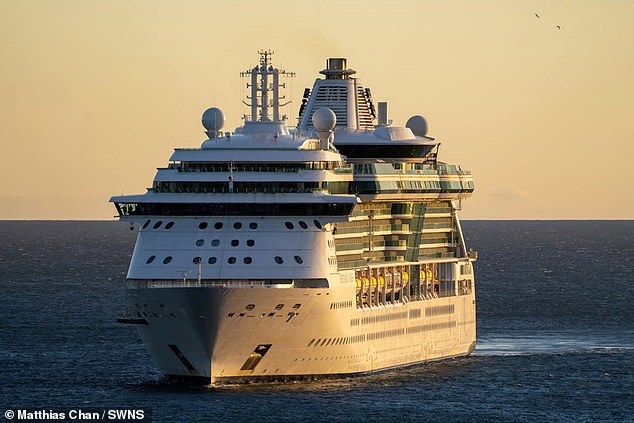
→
(112, 52, 476, 383)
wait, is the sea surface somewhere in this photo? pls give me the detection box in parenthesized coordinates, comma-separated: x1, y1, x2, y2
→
(0, 221, 632, 422)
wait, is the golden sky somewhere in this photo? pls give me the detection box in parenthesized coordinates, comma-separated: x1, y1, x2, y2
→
(1, 0, 633, 219)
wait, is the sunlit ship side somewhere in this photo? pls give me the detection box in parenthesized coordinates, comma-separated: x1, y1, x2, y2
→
(112, 52, 476, 383)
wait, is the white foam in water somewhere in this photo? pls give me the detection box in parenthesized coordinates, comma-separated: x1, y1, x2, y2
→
(474, 332, 634, 356)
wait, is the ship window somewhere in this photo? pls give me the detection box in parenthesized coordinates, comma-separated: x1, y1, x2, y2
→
(275, 256, 284, 264)
(275, 304, 284, 310)
(249, 222, 258, 230)
(294, 256, 304, 264)
(246, 239, 255, 247)
(313, 220, 322, 229)
(245, 304, 255, 311)
(211, 239, 220, 247)
(142, 219, 151, 229)
(228, 257, 237, 264)
(195, 239, 204, 247)
(214, 222, 223, 230)
(153, 221, 163, 229)
(146, 255, 156, 264)
(208, 257, 217, 264)
(244, 257, 252, 264)
(285, 221, 294, 230)
(293, 304, 301, 310)
(193, 257, 201, 264)
(299, 221, 308, 229)
(199, 222, 208, 230)
(163, 256, 172, 264)
(234, 222, 242, 230)
(231, 240, 239, 247)
(165, 221, 174, 229)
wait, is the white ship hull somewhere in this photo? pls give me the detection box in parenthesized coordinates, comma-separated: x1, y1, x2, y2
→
(126, 284, 476, 383)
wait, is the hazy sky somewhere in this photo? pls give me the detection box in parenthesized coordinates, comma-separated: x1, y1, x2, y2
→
(1, 0, 633, 219)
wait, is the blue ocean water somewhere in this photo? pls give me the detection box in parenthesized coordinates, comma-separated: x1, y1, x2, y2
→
(0, 221, 632, 422)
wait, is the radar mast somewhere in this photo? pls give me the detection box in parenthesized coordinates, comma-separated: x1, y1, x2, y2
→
(241, 50, 295, 123)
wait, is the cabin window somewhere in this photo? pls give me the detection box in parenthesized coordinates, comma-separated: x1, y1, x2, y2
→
(285, 221, 294, 230)
(234, 222, 242, 230)
(247, 239, 255, 247)
(163, 256, 172, 264)
(214, 222, 223, 230)
(146, 255, 156, 264)
(275, 256, 284, 264)
(195, 239, 204, 247)
(208, 257, 217, 264)
(199, 222, 208, 229)
(249, 222, 258, 230)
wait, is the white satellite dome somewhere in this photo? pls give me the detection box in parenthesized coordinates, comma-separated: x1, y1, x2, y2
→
(202, 107, 225, 133)
(406, 115, 428, 137)
(312, 107, 337, 131)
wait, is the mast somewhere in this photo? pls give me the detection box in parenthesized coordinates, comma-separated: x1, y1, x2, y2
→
(241, 50, 295, 123)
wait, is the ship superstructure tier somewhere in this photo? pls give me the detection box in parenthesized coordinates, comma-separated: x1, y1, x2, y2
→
(112, 52, 476, 384)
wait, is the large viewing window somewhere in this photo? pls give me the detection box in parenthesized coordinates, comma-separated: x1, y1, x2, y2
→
(115, 202, 355, 217)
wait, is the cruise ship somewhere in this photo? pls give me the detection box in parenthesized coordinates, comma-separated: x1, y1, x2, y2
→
(112, 51, 477, 383)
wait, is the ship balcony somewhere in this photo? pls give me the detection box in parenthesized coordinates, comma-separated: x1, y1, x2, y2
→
(151, 186, 328, 194)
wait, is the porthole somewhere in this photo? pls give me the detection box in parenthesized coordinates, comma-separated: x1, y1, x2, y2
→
(299, 221, 308, 229)
(146, 255, 156, 264)
(249, 222, 258, 230)
(234, 222, 242, 230)
(165, 221, 174, 229)
(153, 221, 163, 229)
(244, 257, 253, 264)
(214, 222, 223, 230)
(246, 239, 255, 247)
(193, 257, 201, 264)
(285, 221, 294, 230)
(294, 256, 304, 264)
(163, 256, 172, 264)
(231, 240, 239, 247)
(195, 239, 204, 247)
(211, 239, 220, 247)
(313, 220, 322, 229)
(228, 257, 237, 264)
(275, 256, 284, 264)
(275, 304, 284, 310)
(142, 220, 151, 229)
(199, 222, 208, 230)
(208, 257, 217, 264)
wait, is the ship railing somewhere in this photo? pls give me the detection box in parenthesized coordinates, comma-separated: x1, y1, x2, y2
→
(135, 280, 293, 289)
(152, 186, 327, 194)
(352, 168, 471, 176)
